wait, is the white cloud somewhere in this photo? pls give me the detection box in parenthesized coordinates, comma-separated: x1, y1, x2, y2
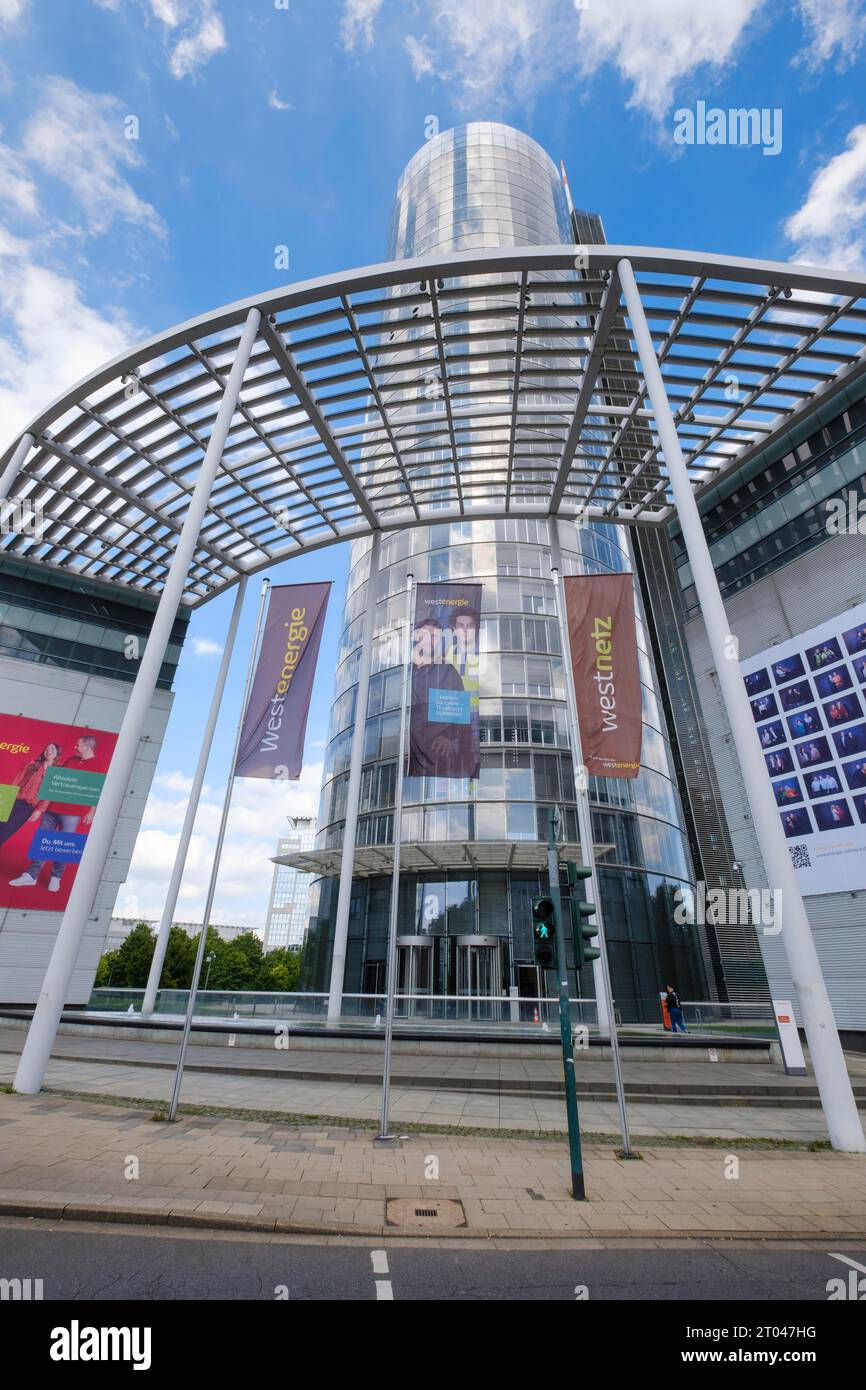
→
(0, 76, 165, 452)
(268, 89, 293, 112)
(404, 35, 436, 79)
(391, 0, 766, 118)
(405, 0, 572, 109)
(21, 77, 165, 238)
(796, 0, 866, 68)
(123, 764, 324, 930)
(0, 236, 141, 445)
(155, 771, 196, 794)
(150, 0, 181, 22)
(192, 636, 223, 657)
(784, 124, 866, 271)
(96, 0, 227, 78)
(168, 7, 227, 79)
(0, 0, 27, 24)
(0, 139, 38, 215)
(342, 0, 383, 51)
(575, 0, 767, 120)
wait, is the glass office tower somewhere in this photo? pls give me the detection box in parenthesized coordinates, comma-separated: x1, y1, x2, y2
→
(303, 124, 708, 1020)
(264, 818, 317, 951)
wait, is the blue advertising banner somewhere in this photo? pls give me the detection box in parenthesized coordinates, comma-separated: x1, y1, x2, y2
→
(408, 582, 482, 779)
(27, 829, 88, 864)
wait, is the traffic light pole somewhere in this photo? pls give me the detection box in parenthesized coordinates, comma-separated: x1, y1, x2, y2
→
(546, 809, 586, 1200)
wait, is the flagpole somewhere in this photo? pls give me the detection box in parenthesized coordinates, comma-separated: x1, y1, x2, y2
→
(141, 574, 249, 1018)
(166, 577, 271, 1123)
(550, 561, 632, 1156)
(377, 570, 414, 1141)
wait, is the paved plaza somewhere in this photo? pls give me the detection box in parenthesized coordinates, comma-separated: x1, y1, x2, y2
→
(1, 1091, 865, 1240)
(1, 1024, 864, 1142)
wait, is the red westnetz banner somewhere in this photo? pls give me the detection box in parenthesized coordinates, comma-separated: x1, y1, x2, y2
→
(564, 573, 641, 779)
(234, 583, 330, 781)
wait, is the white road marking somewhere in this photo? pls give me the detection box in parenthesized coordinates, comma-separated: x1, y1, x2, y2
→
(828, 1252, 866, 1274)
(371, 1249, 393, 1299)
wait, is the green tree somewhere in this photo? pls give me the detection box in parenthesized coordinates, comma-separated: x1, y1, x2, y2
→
(208, 931, 263, 991)
(94, 950, 120, 987)
(111, 921, 156, 987)
(260, 946, 301, 992)
(161, 926, 197, 990)
(95, 926, 307, 998)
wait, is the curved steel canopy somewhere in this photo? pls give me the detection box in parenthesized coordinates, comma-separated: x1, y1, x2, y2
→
(2, 245, 865, 607)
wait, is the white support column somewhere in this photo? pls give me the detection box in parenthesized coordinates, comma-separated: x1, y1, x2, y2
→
(378, 571, 414, 1141)
(167, 576, 270, 1122)
(14, 308, 262, 1097)
(327, 529, 382, 1024)
(548, 519, 612, 1039)
(618, 257, 865, 1153)
(141, 575, 249, 1018)
(0, 432, 34, 501)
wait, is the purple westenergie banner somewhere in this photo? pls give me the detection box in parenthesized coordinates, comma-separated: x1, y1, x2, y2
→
(234, 582, 331, 781)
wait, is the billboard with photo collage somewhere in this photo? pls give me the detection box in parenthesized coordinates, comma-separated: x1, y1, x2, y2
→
(741, 598, 866, 894)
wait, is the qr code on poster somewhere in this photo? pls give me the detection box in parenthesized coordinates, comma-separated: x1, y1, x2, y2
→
(789, 843, 811, 869)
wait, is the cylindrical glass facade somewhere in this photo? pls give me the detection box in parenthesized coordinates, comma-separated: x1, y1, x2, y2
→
(303, 124, 707, 1020)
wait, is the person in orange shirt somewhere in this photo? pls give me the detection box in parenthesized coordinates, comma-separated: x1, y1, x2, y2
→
(9, 735, 99, 892)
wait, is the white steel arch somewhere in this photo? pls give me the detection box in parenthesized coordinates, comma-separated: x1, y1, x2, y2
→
(2, 245, 865, 603)
(5, 247, 866, 1153)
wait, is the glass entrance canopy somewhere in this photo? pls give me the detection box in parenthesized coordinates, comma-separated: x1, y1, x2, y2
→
(3, 245, 864, 606)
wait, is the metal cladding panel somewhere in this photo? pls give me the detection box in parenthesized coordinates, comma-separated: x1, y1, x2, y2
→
(685, 529, 866, 1030)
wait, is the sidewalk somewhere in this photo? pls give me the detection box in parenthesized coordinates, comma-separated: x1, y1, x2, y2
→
(0, 1043, 860, 1142)
(1, 1091, 864, 1239)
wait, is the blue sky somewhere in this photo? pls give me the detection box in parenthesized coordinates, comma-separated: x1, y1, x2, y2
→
(1, 0, 865, 929)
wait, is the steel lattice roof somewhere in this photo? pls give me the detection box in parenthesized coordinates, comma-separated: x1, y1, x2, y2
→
(2, 245, 865, 606)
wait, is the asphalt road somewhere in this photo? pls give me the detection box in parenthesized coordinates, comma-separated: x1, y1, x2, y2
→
(2, 1218, 863, 1301)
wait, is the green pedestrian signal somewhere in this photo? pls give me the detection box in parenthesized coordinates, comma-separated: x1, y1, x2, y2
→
(568, 862, 601, 969)
(532, 895, 556, 968)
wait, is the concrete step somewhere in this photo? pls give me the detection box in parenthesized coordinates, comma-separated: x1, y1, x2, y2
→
(7, 1041, 855, 1108)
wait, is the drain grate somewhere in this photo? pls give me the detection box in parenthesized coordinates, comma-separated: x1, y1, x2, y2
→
(386, 1198, 466, 1230)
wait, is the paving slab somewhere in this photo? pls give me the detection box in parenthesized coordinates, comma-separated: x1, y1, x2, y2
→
(0, 1091, 864, 1241)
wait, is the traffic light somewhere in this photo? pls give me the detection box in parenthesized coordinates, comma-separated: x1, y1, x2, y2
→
(568, 862, 601, 969)
(532, 895, 556, 968)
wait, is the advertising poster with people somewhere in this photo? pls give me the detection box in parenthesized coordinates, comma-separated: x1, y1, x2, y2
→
(408, 582, 482, 780)
(0, 715, 118, 911)
(741, 597, 866, 894)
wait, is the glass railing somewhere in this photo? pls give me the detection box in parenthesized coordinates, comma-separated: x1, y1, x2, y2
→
(87, 989, 778, 1039)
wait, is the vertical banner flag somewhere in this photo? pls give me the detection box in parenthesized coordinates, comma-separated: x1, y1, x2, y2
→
(564, 573, 642, 779)
(234, 582, 331, 780)
(408, 582, 482, 779)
